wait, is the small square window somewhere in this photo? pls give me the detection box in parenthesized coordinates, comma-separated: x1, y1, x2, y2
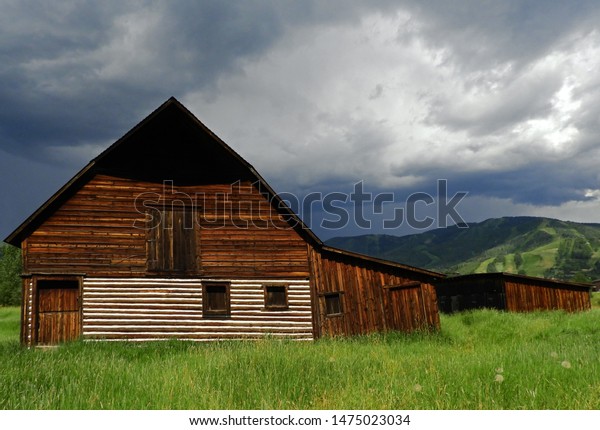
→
(325, 293, 342, 316)
(265, 285, 288, 310)
(203, 283, 230, 318)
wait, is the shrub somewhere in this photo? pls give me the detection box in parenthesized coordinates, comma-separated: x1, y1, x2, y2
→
(0, 245, 21, 306)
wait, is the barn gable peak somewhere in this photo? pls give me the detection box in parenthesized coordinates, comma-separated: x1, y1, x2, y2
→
(4, 97, 316, 247)
(94, 97, 256, 184)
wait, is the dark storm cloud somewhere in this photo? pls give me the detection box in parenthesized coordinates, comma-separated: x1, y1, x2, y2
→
(398, 151, 600, 206)
(0, 2, 126, 148)
(455, 167, 589, 206)
(0, 0, 399, 160)
(2, 0, 600, 240)
(0, 1, 344, 158)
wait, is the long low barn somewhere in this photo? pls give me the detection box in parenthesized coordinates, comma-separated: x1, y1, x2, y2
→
(435, 272, 592, 313)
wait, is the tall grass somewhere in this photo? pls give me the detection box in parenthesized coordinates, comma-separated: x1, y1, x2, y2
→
(592, 292, 600, 309)
(0, 306, 598, 409)
(0, 307, 19, 344)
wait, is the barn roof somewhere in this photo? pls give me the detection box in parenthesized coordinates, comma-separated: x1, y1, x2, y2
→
(4, 97, 443, 279)
(319, 245, 444, 279)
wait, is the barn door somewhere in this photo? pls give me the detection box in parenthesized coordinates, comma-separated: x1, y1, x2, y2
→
(147, 207, 197, 273)
(36, 279, 81, 345)
(385, 283, 426, 332)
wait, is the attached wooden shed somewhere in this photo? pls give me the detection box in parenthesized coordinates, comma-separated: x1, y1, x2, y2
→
(309, 246, 440, 337)
(435, 272, 592, 313)
(5, 97, 442, 346)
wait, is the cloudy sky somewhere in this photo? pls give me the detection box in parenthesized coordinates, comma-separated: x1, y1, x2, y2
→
(2, 0, 600, 241)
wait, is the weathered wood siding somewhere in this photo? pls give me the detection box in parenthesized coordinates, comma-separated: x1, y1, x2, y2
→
(24, 174, 310, 279)
(504, 279, 591, 312)
(435, 274, 591, 313)
(20, 276, 83, 347)
(37, 284, 81, 345)
(82, 278, 313, 341)
(384, 283, 429, 333)
(308, 247, 440, 337)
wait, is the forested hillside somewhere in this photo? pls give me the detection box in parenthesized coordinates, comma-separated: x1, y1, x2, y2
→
(327, 217, 600, 282)
(0, 244, 21, 306)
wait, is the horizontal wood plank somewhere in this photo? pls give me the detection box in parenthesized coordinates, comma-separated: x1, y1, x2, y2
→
(25, 174, 310, 278)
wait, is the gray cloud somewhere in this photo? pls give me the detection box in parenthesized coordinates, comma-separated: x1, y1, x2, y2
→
(403, 0, 600, 70)
(0, 1, 401, 158)
(426, 68, 562, 136)
(0, 1, 291, 157)
(2, 0, 600, 239)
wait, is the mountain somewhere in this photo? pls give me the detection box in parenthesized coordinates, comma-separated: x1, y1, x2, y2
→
(326, 217, 600, 282)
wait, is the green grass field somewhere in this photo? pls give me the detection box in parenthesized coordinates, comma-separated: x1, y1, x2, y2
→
(0, 307, 19, 343)
(1, 305, 599, 409)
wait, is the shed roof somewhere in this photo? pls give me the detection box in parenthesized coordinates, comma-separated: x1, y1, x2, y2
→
(4, 97, 443, 280)
(437, 272, 593, 291)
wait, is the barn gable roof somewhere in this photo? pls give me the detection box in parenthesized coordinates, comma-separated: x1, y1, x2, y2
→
(4, 97, 443, 279)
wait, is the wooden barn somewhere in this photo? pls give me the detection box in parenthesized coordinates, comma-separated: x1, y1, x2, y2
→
(5, 97, 442, 346)
(435, 272, 592, 313)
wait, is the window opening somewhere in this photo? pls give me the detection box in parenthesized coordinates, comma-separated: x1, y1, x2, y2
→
(325, 293, 342, 316)
(203, 283, 230, 317)
(265, 285, 288, 310)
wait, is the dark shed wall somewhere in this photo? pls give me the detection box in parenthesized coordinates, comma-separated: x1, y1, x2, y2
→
(308, 247, 440, 337)
(436, 276, 505, 313)
(435, 274, 591, 313)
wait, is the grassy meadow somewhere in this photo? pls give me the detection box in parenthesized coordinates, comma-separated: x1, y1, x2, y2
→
(0, 303, 599, 410)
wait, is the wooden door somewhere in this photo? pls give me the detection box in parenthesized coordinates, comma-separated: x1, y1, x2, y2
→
(36, 279, 81, 345)
(385, 284, 426, 332)
(147, 207, 196, 273)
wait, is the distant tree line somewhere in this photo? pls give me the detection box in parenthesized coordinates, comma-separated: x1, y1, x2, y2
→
(0, 244, 21, 306)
